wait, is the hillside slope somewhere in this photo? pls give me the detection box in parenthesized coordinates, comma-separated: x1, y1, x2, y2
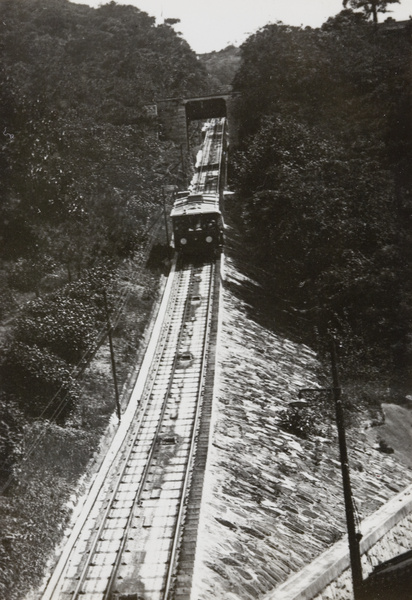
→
(198, 45, 241, 92)
(192, 215, 412, 599)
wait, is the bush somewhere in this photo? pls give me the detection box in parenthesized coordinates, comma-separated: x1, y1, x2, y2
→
(0, 343, 80, 422)
(277, 406, 319, 439)
(14, 277, 108, 364)
(8, 257, 56, 295)
(0, 399, 24, 487)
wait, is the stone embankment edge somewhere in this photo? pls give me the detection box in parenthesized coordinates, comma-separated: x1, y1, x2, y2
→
(189, 254, 226, 600)
(173, 255, 224, 600)
(263, 483, 412, 600)
(40, 258, 177, 600)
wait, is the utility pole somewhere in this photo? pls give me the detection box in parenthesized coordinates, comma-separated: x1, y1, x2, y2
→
(296, 338, 365, 599)
(330, 337, 364, 600)
(180, 142, 189, 188)
(162, 187, 170, 247)
(103, 289, 121, 422)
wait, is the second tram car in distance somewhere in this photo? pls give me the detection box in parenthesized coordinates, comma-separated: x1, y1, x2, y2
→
(171, 117, 227, 256)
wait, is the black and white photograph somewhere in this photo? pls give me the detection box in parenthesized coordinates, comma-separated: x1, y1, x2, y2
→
(1, 1, 411, 599)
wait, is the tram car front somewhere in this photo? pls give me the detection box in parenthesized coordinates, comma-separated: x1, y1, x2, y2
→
(171, 192, 224, 256)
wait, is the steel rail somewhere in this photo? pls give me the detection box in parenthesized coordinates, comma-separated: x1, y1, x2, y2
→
(102, 260, 198, 600)
(194, 118, 221, 195)
(162, 259, 216, 600)
(201, 120, 224, 195)
(66, 264, 192, 600)
(42, 254, 218, 600)
(41, 259, 179, 600)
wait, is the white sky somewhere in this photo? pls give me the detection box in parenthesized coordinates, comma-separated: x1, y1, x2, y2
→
(71, 0, 412, 53)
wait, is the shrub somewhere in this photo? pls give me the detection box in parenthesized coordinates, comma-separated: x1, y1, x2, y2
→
(14, 277, 108, 364)
(277, 406, 319, 439)
(0, 399, 24, 487)
(8, 257, 55, 295)
(0, 343, 80, 422)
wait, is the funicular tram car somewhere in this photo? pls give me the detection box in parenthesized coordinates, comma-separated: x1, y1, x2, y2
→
(171, 117, 227, 256)
(171, 193, 224, 255)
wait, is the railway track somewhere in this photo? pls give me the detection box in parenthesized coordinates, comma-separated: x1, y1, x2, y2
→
(42, 257, 219, 600)
(194, 119, 225, 195)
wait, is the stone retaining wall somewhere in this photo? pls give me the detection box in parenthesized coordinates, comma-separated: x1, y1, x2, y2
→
(264, 484, 412, 600)
(192, 251, 412, 600)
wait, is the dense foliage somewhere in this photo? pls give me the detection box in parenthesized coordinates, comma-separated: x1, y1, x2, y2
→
(0, 0, 208, 483)
(198, 45, 241, 93)
(1, 0, 207, 259)
(231, 11, 411, 389)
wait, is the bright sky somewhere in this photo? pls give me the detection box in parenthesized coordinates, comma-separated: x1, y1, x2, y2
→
(71, 0, 412, 53)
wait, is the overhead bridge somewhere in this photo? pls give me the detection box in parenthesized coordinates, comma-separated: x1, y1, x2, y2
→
(152, 92, 237, 151)
(185, 95, 228, 120)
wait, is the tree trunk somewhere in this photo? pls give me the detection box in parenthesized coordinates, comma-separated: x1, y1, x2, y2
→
(372, 0, 378, 23)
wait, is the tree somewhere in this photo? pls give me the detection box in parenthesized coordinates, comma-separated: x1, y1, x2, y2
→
(164, 18, 180, 26)
(231, 16, 411, 375)
(342, 0, 400, 23)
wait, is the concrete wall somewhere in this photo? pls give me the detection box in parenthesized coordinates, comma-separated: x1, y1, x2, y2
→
(263, 484, 412, 600)
(315, 512, 412, 600)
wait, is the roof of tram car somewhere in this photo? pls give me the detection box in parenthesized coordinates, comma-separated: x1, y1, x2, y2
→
(170, 193, 221, 218)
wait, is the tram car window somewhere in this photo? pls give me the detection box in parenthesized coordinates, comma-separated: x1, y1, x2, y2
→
(171, 201, 224, 255)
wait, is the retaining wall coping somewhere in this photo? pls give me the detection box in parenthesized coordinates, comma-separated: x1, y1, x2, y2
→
(263, 483, 412, 600)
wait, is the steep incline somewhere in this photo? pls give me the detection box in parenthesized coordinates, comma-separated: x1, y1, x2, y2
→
(191, 230, 412, 599)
